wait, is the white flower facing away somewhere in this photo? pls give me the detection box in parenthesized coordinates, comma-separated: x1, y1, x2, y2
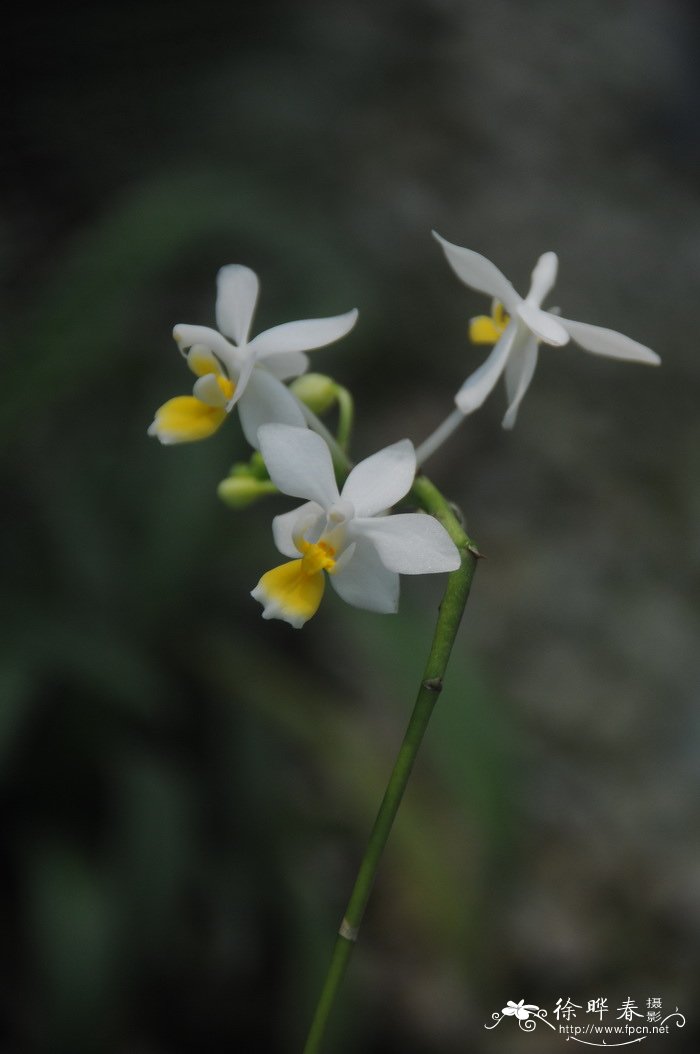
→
(251, 425, 461, 627)
(148, 265, 358, 447)
(433, 232, 660, 429)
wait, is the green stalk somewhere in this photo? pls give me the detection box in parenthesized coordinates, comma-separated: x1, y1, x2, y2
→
(294, 399, 352, 477)
(334, 385, 354, 452)
(302, 474, 479, 1053)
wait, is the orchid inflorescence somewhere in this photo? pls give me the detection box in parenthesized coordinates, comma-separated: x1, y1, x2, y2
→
(149, 236, 659, 628)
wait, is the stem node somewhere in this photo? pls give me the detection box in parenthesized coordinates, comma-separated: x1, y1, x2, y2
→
(338, 918, 359, 942)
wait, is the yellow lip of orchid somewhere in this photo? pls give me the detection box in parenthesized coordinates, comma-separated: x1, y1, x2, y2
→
(147, 397, 229, 444)
(469, 300, 510, 345)
(147, 345, 236, 445)
(251, 540, 337, 629)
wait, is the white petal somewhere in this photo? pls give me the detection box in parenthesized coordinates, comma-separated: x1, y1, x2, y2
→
(526, 251, 558, 306)
(516, 301, 569, 345)
(502, 336, 539, 429)
(247, 309, 358, 357)
(432, 232, 520, 314)
(341, 439, 416, 517)
(257, 423, 340, 508)
(260, 351, 310, 380)
(332, 542, 356, 575)
(454, 320, 519, 415)
(215, 265, 259, 345)
(226, 352, 257, 410)
(330, 539, 400, 613)
(192, 373, 228, 407)
(237, 368, 306, 448)
(172, 324, 236, 366)
(352, 515, 460, 574)
(558, 317, 660, 364)
(272, 501, 325, 558)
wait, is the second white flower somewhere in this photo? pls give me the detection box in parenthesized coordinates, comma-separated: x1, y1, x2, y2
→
(252, 425, 461, 627)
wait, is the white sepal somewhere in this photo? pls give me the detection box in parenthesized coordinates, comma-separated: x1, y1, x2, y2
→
(526, 252, 559, 306)
(455, 321, 519, 415)
(216, 265, 259, 345)
(330, 539, 400, 613)
(433, 232, 520, 314)
(237, 369, 306, 448)
(248, 309, 358, 357)
(559, 318, 661, 364)
(502, 336, 539, 430)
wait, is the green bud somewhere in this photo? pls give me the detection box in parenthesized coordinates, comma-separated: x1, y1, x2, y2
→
(230, 462, 252, 477)
(228, 451, 269, 481)
(217, 476, 277, 509)
(248, 451, 269, 480)
(290, 373, 337, 415)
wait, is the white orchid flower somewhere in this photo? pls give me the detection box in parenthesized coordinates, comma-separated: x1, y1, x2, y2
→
(434, 232, 660, 429)
(251, 425, 460, 628)
(148, 265, 358, 447)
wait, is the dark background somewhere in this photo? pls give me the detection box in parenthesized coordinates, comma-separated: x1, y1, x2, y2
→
(2, 2, 699, 1051)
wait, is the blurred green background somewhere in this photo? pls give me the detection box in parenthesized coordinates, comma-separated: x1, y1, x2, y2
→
(3, 2, 699, 1051)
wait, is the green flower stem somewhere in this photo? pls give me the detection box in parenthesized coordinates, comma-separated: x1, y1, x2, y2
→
(302, 474, 479, 1054)
(334, 385, 354, 452)
(295, 399, 352, 476)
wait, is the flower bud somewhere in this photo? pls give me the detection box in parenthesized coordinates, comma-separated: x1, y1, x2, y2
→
(290, 373, 337, 414)
(217, 476, 277, 509)
(248, 451, 269, 480)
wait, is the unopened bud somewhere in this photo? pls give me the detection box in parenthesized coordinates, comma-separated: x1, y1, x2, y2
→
(290, 373, 337, 414)
(248, 451, 269, 480)
(228, 451, 269, 481)
(217, 476, 277, 509)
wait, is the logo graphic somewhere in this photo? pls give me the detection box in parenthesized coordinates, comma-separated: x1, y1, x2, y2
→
(485, 996, 686, 1046)
(502, 1000, 540, 1021)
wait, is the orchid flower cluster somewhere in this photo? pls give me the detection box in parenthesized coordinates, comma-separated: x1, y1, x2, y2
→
(149, 234, 659, 1052)
(149, 235, 659, 628)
